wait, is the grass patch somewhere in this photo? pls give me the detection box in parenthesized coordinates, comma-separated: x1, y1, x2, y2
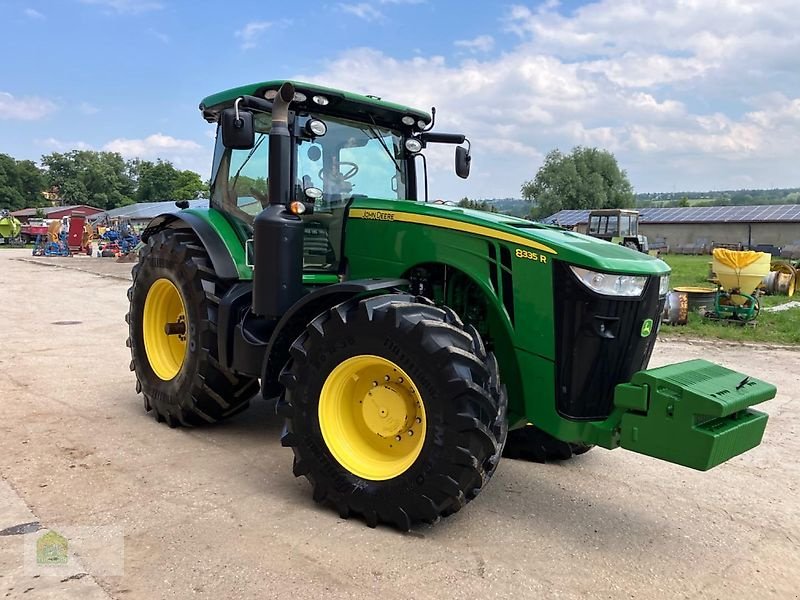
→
(659, 254, 800, 345)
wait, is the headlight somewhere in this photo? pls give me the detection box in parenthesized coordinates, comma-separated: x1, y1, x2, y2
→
(569, 266, 647, 297)
(304, 118, 327, 137)
(659, 275, 670, 296)
(405, 138, 423, 153)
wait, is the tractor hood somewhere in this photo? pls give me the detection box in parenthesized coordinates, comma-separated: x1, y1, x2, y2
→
(349, 199, 670, 276)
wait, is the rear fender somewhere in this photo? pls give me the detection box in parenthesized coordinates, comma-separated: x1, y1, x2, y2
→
(141, 208, 249, 280)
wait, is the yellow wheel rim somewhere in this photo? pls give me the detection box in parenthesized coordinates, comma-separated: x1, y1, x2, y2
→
(319, 355, 426, 481)
(142, 278, 188, 381)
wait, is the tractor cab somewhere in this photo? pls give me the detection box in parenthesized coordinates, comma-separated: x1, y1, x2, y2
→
(586, 208, 648, 252)
(203, 80, 470, 280)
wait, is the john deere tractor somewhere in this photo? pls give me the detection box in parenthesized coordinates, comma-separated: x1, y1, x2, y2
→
(127, 81, 776, 530)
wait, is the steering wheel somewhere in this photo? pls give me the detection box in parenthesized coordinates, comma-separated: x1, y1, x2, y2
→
(319, 161, 359, 181)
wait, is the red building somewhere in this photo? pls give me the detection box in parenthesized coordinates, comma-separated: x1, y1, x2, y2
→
(10, 205, 103, 224)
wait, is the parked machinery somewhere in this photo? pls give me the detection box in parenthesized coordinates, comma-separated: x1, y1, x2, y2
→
(32, 220, 70, 257)
(98, 218, 139, 257)
(19, 219, 50, 245)
(0, 210, 23, 246)
(708, 249, 771, 322)
(586, 208, 649, 252)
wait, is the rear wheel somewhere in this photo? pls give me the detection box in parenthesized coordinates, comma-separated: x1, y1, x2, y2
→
(126, 229, 258, 426)
(503, 424, 592, 462)
(279, 294, 507, 530)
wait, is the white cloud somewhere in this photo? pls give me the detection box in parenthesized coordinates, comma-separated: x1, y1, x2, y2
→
(24, 8, 44, 19)
(234, 20, 288, 50)
(79, 0, 162, 14)
(147, 28, 170, 44)
(78, 101, 99, 115)
(37, 138, 92, 151)
(33, 134, 209, 174)
(299, 0, 800, 197)
(0, 92, 57, 120)
(104, 133, 202, 157)
(339, 0, 425, 21)
(103, 133, 207, 173)
(339, 3, 384, 21)
(454, 35, 494, 54)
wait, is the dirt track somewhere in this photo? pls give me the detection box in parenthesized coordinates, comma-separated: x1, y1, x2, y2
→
(1, 250, 798, 599)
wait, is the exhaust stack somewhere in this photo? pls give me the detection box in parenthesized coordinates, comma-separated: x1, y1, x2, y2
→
(252, 82, 305, 318)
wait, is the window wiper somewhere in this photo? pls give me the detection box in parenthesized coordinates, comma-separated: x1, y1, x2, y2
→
(231, 133, 266, 192)
(366, 115, 401, 172)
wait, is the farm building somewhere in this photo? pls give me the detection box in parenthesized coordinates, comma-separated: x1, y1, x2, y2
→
(544, 205, 800, 252)
(89, 199, 209, 230)
(10, 204, 103, 223)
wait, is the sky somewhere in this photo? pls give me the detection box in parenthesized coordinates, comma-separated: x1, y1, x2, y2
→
(1, 0, 799, 200)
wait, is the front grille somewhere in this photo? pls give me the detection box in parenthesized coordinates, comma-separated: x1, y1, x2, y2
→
(553, 261, 665, 420)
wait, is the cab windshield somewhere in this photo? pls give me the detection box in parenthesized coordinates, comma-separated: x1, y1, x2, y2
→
(211, 113, 407, 223)
(211, 113, 408, 272)
(298, 115, 407, 203)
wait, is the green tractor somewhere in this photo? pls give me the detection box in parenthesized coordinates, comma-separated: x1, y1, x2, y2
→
(127, 81, 776, 530)
(586, 208, 649, 252)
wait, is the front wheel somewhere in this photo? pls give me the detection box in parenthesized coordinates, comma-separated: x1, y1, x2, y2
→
(279, 295, 507, 530)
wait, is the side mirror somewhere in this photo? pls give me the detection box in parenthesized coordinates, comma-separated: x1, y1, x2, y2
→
(455, 145, 471, 179)
(220, 107, 254, 150)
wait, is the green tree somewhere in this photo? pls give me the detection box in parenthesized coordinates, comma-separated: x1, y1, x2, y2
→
(135, 160, 207, 202)
(457, 197, 497, 213)
(174, 169, 206, 200)
(135, 160, 178, 202)
(521, 147, 634, 219)
(0, 154, 46, 211)
(0, 154, 26, 211)
(41, 150, 135, 209)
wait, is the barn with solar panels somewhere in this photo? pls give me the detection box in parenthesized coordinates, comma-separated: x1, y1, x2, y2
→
(544, 205, 800, 255)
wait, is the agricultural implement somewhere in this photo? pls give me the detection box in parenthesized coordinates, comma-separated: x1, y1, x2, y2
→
(32, 221, 70, 257)
(0, 210, 23, 246)
(99, 219, 139, 257)
(20, 219, 49, 245)
(126, 81, 776, 530)
(707, 249, 771, 322)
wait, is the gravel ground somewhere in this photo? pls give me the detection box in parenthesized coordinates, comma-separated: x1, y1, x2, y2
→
(1, 249, 798, 600)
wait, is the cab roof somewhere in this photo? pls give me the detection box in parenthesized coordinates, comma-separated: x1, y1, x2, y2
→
(199, 80, 431, 131)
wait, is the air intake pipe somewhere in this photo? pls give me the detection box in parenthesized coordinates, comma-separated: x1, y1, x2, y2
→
(252, 82, 305, 318)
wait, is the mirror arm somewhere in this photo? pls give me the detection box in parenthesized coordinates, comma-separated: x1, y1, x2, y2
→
(420, 132, 466, 145)
(236, 95, 274, 114)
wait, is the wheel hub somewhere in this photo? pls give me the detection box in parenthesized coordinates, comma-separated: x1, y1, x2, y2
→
(318, 355, 426, 481)
(142, 278, 188, 381)
(363, 383, 414, 439)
